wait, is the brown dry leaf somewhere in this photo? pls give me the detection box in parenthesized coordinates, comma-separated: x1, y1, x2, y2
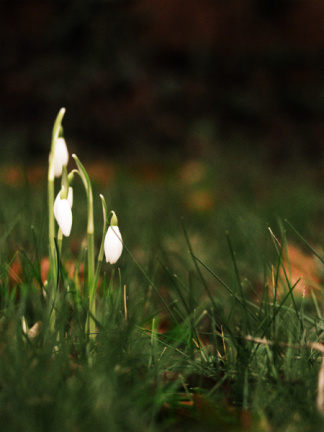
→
(8, 256, 24, 286)
(193, 395, 254, 431)
(317, 355, 324, 415)
(40, 257, 50, 284)
(28, 321, 42, 339)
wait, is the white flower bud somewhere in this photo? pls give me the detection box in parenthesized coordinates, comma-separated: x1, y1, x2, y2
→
(53, 137, 69, 177)
(54, 187, 73, 220)
(55, 198, 72, 237)
(104, 226, 123, 264)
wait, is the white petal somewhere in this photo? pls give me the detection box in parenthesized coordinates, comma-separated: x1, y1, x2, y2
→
(53, 137, 69, 177)
(104, 226, 123, 264)
(54, 192, 60, 221)
(55, 199, 72, 237)
(67, 187, 73, 208)
(54, 187, 73, 220)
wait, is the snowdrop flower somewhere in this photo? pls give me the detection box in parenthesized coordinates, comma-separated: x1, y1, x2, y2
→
(54, 187, 73, 237)
(104, 222, 123, 264)
(55, 199, 72, 237)
(54, 187, 73, 220)
(53, 137, 69, 177)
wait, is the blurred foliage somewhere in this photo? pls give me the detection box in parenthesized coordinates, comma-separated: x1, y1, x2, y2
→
(1, 0, 324, 164)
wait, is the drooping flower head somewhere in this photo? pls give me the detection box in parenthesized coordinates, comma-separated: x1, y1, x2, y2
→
(104, 212, 123, 264)
(54, 187, 73, 237)
(54, 187, 73, 219)
(53, 137, 69, 177)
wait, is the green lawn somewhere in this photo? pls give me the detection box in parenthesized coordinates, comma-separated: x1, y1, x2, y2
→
(1, 143, 324, 431)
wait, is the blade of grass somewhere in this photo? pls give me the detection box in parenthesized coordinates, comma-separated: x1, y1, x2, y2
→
(121, 240, 179, 326)
(0, 216, 21, 245)
(268, 225, 301, 327)
(181, 217, 215, 307)
(285, 219, 324, 265)
(157, 257, 191, 315)
(226, 232, 252, 334)
(191, 253, 257, 323)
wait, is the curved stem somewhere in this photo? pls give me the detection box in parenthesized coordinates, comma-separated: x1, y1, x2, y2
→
(57, 228, 63, 257)
(48, 108, 65, 331)
(93, 194, 108, 295)
(72, 154, 95, 336)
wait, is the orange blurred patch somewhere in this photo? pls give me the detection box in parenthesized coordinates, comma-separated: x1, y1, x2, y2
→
(85, 161, 116, 185)
(7, 255, 85, 289)
(129, 162, 167, 183)
(184, 189, 215, 212)
(40, 257, 85, 286)
(8, 256, 24, 286)
(271, 243, 322, 297)
(26, 165, 47, 185)
(178, 160, 208, 185)
(0, 165, 25, 186)
(0, 164, 47, 187)
(7, 255, 47, 288)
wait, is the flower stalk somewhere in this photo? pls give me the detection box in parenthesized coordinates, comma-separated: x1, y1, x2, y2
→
(48, 107, 66, 329)
(72, 154, 95, 335)
(94, 194, 109, 293)
(54, 165, 73, 255)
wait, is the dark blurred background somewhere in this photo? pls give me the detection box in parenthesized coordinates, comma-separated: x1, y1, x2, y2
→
(1, 0, 324, 165)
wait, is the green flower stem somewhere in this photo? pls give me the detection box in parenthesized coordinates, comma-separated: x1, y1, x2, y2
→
(61, 166, 69, 198)
(48, 108, 65, 330)
(57, 228, 63, 257)
(72, 154, 95, 335)
(93, 194, 109, 292)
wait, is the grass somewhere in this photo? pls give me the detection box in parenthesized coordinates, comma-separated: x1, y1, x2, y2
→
(1, 146, 324, 431)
